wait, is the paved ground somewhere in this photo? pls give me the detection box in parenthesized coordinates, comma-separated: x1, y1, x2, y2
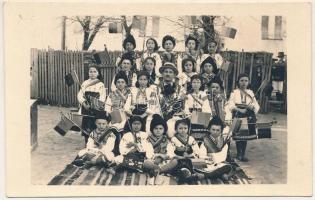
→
(31, 105, 287, 185)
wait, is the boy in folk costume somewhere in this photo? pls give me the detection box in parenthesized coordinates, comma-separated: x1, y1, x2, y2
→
(200, 56, 219, 89)
(160, 35, 182, 74)
(111, 53, 137, 92)
(115, 34, 138, 73)
(137, 38, 162, 76)
(178, 57, 198, 92)
(105, 71, 131, 132)
(198, 117, 232, 180)
(227, 73, 260, 162)
(200, 40, 224, 70)
(182, 35, 202, 73)
(124, 71, 161, 132)
(77, 64, 106, 144)
(72, 112, 120, 171)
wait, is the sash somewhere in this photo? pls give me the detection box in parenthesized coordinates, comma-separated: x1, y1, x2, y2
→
(174, 134, 193, 155)
(189, 93, 203, 107)
(149, 135, 168, 154)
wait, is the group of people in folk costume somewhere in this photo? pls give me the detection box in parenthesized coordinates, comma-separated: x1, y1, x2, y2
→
(73, 34, 260, 184)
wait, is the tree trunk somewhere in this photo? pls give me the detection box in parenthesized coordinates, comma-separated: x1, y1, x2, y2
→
(201, 16, 216, 53)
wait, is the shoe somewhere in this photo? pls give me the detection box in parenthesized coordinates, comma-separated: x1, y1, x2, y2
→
(180, 168, 192, 178)
(236, 156, 249, 162)
(221, 173, 230, 181)
(72, 159, 84, 167)
(154, 174, 164, 185)
(106, 167, 116, 175)
(147, 176, 155, 185)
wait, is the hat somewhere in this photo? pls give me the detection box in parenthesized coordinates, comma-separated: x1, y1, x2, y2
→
(114, 71, 128, 84)
(200, 56, 218, 74)
(162, 35, 176, 49)
(185, 35, 199, 50)
(150, 114, 168, 134)
(123, 34, 136, 49)
(207, 116, 224, 130)
(119, 52, 134, 66)
(207, 76, 224, 89)
(137, 70, 150, 80)
(277, 52, 285, 58)
(159, 62, 179, 76)
(129, 115, 144, 125)
(94, 110, 111, 122)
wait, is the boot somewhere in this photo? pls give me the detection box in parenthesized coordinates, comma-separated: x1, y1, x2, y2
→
(236, 142, 243, 161)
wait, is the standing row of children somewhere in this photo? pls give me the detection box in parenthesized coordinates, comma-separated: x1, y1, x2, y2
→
(73, 34, 260, 184)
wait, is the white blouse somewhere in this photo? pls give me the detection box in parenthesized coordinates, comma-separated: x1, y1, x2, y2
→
(77, 79, 106, 105)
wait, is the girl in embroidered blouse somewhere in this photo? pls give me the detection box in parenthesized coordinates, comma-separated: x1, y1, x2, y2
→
(160, 35, 181, 74)
(182, 35, 202, 73)
(142, 57, 159, 86)
(227, 73, 260, 162)
(184, 75, 212, 117)
(77, 64, 106, 144)
(105, 71, 131, 132)
(178, 57, 198, 92)
(137, 38, 162, 75)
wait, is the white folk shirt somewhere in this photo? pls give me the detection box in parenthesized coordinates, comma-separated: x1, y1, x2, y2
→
(77, 79, 106, 105)
(184, 91, 212, 115)
(84, 130, 116, 162)
(226, 88, 260, 120)
(169, 135, 201, 158)
(119, 131, 154, 160)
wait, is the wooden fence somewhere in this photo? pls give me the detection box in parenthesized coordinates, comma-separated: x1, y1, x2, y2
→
(30, 49, 273, 113)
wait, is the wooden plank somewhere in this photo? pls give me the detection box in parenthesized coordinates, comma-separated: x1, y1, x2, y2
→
(58, 51, 62, 106)
(43, 50, 47, 102)
(48, 50, 52, 104)
(249, 53, 254, 85)
(61, 51, 66, 106)
(31, 49, 39, 99)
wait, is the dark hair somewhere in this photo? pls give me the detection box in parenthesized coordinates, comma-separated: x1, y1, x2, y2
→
(114, 71, 128, 85)
(208, 40, 218, 47)
(146, 38, 159, 52)
(207, 77, 224, 90)
(135, 71, 150, 88)
(123, 34, 136, 49)
(200, 57, 218, 75)
(162, 35, 176, 49)
(207, 116, 224, 131)
(190, 74, 205, 92)
(185, 35, 199, 50)
(175, 118, 190, 131)
(181, 57, 196, 73)
(237, 73, 250, 88)
(143, 56, 156, 67)
(88, 64, 103, 80)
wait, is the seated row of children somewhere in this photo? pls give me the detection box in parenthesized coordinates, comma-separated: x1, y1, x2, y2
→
(73, 112, 232, 185)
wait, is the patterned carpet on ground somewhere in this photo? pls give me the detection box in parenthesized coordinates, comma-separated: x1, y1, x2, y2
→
(48, 162, 251, 185)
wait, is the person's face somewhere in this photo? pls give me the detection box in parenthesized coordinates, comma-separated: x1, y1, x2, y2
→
(163, 68, 175, 81)
(138, 75, 148, 87)
(184, 61, 193, 73)
(153, 124, 165, 137)
(208, 42, 217, 54)
(121, 59, 132, 71)
(209, 125, 222, 138)
(210, 83, 221, 94)
(186, 40, 196, 51)
(144, 59, 155, 71)
(146, 39, 156, 51)
(191, 78, 202, 91)
(89, 67, 99, 80)
(238, 77, 249, 89)
(203, 63, 214, 74)
(177, 123, 189, 136)
(95, 119, 108, 132)
(125, 42, 134, 52)
(164, 40, 174, 52)
(132, 121, 142, 132)
(116, 79, 126, 90)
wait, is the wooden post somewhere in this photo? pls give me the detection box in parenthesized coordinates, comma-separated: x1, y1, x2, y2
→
(61, 16, 66, 50)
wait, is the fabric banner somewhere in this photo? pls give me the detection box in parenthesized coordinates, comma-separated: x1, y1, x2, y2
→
(108, 22, 123, 33)
(221, 27, 237, 39)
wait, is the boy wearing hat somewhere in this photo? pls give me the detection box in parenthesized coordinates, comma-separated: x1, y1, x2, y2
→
(200, 40, 224, 70)
(115, 34, 138, 72)
(73, 112, 120, 168)
(111, 54, 137, 91)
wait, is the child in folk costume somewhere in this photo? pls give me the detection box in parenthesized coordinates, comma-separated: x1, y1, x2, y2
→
(137, 38, 162, 75)
(200, 56, 219, 89)
(160, 35, 182, 74)
(227, 73, 260, 162)
(72, 112, 120, 171)
(178, 57, 198, 92)
(105, 72, 131, 132)
(124, 71, 161, 132)
(142, 57, 159, 85)
(200, 40, 224, 70)
(115, 34, 138, 73)
(198, 117, 232, 180)
(111, 54, 137, 91)
(77, 64, 106, 144)
(182, 35, 202, 73)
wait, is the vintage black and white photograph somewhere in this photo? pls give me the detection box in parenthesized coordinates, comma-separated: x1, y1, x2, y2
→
(4, 2, 313, 197)
(29, 14, 288, 186)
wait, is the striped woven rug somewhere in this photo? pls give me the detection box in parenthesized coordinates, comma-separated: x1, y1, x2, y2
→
(48, 164, 250, 185)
